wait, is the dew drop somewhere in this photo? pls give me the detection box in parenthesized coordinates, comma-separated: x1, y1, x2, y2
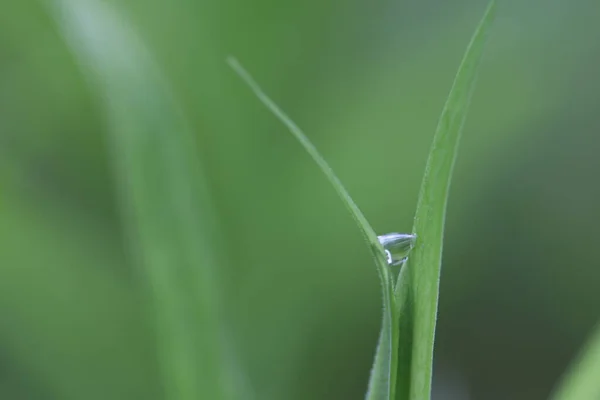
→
(377, 233, 416, 266)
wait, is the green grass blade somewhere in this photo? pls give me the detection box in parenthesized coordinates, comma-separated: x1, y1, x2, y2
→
(228, 58, 399, 400)
(395, 3, 496, 400)
(227, 57, 377, 244)
(366, 273, 400, 400)
(551, 323, 600, 400)
(49, 1, 230, 399)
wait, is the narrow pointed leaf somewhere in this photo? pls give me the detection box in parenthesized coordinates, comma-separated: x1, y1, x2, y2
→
(395, 3, 496, 400)
(227, 58, 377, 245)
(228, 58, 400, 399)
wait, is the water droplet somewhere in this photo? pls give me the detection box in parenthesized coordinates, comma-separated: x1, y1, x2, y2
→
(377, 233, 416, 266)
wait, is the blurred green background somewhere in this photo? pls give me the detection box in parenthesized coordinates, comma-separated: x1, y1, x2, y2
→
(1, 0, 599, 399)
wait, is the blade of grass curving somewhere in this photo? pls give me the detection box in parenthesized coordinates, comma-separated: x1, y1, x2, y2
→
(551, 322, 600, 400)
(49, 1, 229, 399)
(394, 3, 496, 400)
(228, 57, 399, 400)
(227, 57, 376, 242)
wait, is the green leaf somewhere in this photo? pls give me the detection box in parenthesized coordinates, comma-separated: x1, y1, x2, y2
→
(227, 57, 400, 400)
(227, 57, 377, 243)
(49, 1, 230, 399)
(551, 323, 600, 400)
(394, 3, 496, 400)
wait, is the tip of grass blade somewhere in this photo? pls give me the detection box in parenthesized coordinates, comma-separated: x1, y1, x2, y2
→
(394, 2, 496, 400)
(228, 56, 403, 400)
(227, 56, 379, 246)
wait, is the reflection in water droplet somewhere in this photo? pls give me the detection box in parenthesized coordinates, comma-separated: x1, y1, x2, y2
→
(377, 233, 416, 266)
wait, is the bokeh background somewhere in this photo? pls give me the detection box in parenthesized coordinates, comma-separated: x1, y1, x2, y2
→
(1, 0, 600, 399)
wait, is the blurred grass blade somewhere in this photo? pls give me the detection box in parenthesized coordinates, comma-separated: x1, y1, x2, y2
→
(49, 1, 229, 399)
(551, 323, 600, 400)
(227, 58, 400, 399)
(395, 2, 496, 400)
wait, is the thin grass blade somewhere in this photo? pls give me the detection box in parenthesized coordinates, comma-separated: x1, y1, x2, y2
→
(394, 3, 496, 399)
(227, 57, 377, 244)
(228, 58, 399, 399)
(551, 323, 600, 400)
(49, 1, 230, 399)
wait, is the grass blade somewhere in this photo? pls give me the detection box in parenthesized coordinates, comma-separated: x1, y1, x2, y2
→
(551, 323, 600, 400)
(49, 1, 230, 399)
(395, 3, 496, 399)
(227, 57, 376, 243)
(228, 57, 400, 400)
